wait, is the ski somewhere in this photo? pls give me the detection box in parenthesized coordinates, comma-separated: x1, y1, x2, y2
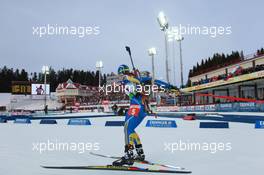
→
(90, 152, 185, 170)
(42, 165, 192, 174)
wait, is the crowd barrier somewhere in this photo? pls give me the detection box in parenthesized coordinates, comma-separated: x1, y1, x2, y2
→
(105, 121, 125, 126)
(146, 120, 177, 128)
(0, 115, 263, 129)
(0, 118, 7, 123)
(179, 102, 264, 112)
(68, 119, 91, 125)
(199, 122, 229, 128)
(40, 119, 57, 124)
(14, 118, 31, 124)
(255, 120, 264, 128)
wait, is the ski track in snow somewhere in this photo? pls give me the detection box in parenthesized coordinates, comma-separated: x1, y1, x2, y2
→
(0, 112, 263, 175)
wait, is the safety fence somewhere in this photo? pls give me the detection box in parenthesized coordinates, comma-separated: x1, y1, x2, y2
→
(0, 116, 263, 129)
(178, 102, 264, 112)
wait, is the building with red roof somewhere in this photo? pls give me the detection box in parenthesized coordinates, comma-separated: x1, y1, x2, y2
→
(56, 79, 98, 105)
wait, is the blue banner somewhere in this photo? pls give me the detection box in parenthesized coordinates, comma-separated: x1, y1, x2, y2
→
(255, 120, 264, 129)
(14, 118, 31, 124)
(68, 119, 91, 125)
(146, 120, 177, 128)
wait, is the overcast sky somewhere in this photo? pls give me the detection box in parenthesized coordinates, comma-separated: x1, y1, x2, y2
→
(0, 0, 263, 86)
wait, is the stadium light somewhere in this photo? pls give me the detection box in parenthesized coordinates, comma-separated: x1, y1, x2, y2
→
(167, 30, 176, 86)
(148, 47, 157, 99)
(157, 11, 170, 83)
(148, 47, 157, 80)
(167, 29, 185, 88)
(42, 66, 50, 74)
(96, 61, 103, 86)
(42, 65, 49, 114)
(175, 34, 184, 42)
(175, 35, 184, 88)
(148, 47, 157, 56)
(157, 11, 168, 31)
(96, 61, 103, 69)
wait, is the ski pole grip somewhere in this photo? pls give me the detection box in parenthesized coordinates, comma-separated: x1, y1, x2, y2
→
(125, 46, 131, 55)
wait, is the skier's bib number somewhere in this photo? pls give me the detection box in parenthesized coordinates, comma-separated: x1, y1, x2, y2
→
(128, 105, 140, 117)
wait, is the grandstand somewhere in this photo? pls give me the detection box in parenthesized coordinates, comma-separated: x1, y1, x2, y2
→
(181, 48, 264, 106)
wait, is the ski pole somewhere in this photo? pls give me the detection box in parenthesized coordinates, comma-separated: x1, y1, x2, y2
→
(125, 46, 141, 78)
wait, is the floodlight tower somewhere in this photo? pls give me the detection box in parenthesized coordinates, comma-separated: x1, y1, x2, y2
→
(42, 65, 49, 114)
(148, 47, 157, 84)
(175, 35, 184, 88)
(167, 29, 176, 85)
(96, 61, 103, 86)
(157, 11, 170, 83)
(148, 47, 157, 99)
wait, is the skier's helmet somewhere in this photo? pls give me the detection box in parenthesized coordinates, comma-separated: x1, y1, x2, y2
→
(118, 64, 130, 75)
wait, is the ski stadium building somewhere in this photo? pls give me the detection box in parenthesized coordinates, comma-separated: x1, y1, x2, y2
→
(181, 52, 264, 107)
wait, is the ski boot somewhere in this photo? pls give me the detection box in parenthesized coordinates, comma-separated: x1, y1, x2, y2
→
(112, 144, 134, 166)
(134, 144, 145, 161)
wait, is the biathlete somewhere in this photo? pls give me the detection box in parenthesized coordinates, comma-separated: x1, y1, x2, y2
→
(113, 64, 154, 166)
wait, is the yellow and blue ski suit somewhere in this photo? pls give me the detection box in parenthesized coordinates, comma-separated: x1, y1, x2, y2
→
(123, 75, 149, 146)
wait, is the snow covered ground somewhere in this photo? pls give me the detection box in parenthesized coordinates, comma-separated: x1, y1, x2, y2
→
(0, 113, 263, 175)
(0, 93, 11, 106)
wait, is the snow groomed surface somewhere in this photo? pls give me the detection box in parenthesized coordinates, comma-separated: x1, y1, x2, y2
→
(0, 112, 264, 175)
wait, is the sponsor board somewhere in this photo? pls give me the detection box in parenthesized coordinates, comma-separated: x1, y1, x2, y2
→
(146, 120, 177, 128)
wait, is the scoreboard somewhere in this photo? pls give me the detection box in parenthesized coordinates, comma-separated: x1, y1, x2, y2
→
(11, 81, 50, 95)
(11, 81, 31, 95)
